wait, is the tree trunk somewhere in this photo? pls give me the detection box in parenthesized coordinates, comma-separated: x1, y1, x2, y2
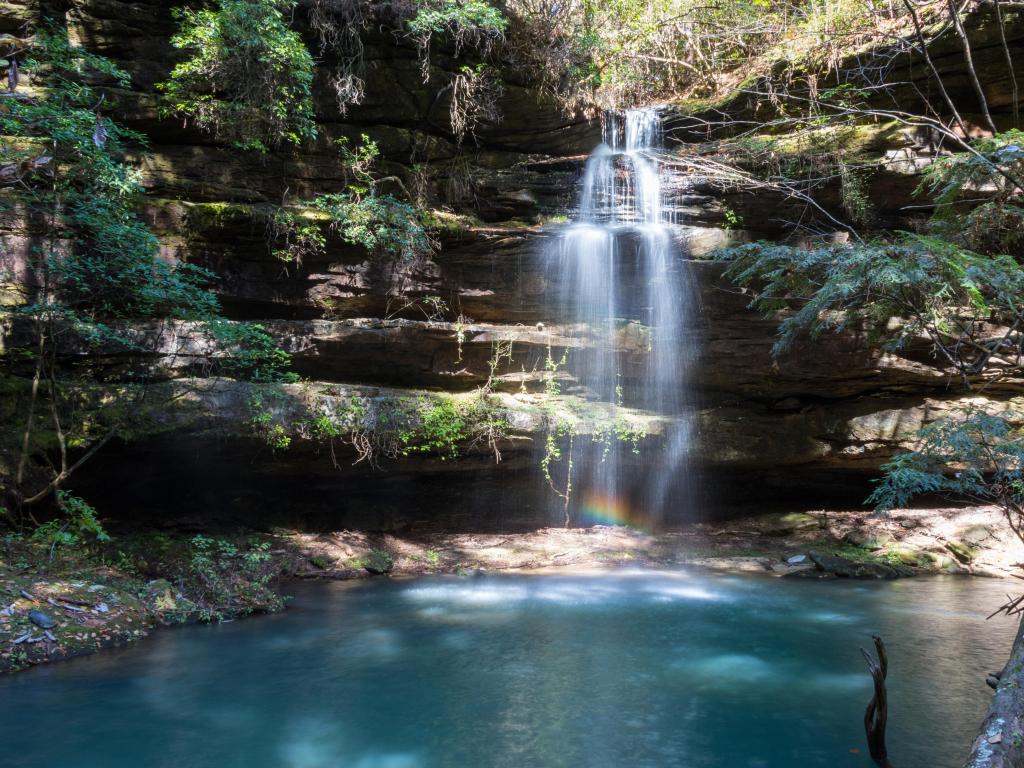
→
(964, 616, 1024, 768)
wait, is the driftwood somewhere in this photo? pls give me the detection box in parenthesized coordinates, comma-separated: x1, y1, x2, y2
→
(861, 635, 893, 768)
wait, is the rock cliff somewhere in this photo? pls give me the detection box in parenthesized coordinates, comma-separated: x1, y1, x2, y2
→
(2, 0, 1020, 530)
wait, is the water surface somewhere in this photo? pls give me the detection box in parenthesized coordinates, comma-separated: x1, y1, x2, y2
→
(0, 570, 1014, 768)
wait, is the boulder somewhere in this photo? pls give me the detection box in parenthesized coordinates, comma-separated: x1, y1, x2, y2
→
(945, 540, 979, 564)
(959, 525, 994, 547)
(29, 610, 56, 629)
(761, 513, 821, 536)
(364, 549, 394, 575)
(843, 529, 894, 550)
(808, 550, 899, 579)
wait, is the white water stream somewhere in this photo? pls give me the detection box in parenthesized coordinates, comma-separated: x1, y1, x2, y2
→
(552, 108, 697, 526)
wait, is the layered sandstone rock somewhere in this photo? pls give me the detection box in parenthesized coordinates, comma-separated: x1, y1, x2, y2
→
(2, 0, 1021, 528)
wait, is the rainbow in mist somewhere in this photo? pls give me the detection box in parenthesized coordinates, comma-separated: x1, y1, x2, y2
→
(579, 492, 650, 531)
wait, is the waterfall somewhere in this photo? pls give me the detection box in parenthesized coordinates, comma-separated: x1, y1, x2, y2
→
(550, 107, 697, 528)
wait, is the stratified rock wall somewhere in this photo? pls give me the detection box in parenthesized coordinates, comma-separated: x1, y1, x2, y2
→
(2, 0, 1020, 530)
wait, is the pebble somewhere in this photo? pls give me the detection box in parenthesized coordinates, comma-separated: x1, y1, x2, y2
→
(786, 554, 807, 564)
(29, 610, 56, 629)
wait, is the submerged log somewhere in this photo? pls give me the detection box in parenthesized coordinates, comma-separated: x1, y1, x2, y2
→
(861, 635, 893, 768)
(964, 616, 1024, 768)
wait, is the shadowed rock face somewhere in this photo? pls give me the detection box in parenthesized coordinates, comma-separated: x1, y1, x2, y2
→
(3, 0, 1021, 530)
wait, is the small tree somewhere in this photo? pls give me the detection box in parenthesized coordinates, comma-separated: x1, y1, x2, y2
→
(869, 408, 1024, 539)
(0, 31, 291, 525)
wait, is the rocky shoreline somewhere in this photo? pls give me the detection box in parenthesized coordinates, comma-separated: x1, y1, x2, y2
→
(296, 504, 1021, 580)
(2, 505, 1021, 675)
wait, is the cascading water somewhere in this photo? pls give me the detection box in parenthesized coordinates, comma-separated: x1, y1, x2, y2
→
(551, 107, 697, 528)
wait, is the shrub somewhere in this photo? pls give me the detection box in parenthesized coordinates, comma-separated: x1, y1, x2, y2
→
(160, 0, 317, 152)
(30, 492, 109, 551)
(314, 193, 435, 262)
(363, 548, 394, 574)
(186, 535, 282, 618)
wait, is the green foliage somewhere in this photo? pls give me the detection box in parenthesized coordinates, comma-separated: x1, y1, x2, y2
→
(268, 208, 327, 266)
(502, 0, 942, 109)
(207, 321, 297, 383)
(921, 131, 1024, 209)
(406, 0, 507, 138)
(248, 388, 295, 450)
(187, 534, 281, 619)
(363, 548, 394, 573)
(838, 162, 873, 227)
(31, 492, 109, 550)
(270, 193, 433, 265)
(314, 193, 434, 262)
(716, 235, 1024, 380)
(408, 0, 507, 51)
(0, 32, 295, 519)
(268, 134, 434, 263)
(0, 31, 293, 342)
(290, 386, 512, 467)
(716, 126, 1024, 541)
(869, 409, 1024, 528)
(958, 203, 1024, 260)
(501, 0, 776, 107)
(922, 131, 1024, 257)
(400, 397, 468, 459)
(1, 31, 219, 329)
(335, 134, 380, 185)
(160, 0, 317, 152)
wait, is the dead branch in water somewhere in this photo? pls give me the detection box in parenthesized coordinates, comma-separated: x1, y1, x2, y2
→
(861, 635, 894, 768)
